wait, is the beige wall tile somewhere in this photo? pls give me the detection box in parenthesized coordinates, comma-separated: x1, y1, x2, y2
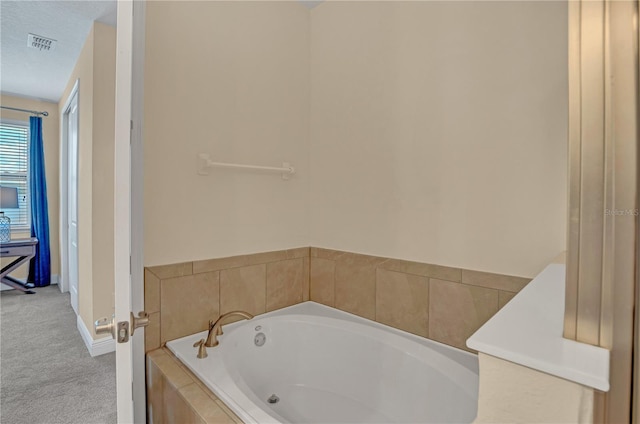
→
(178, 383, 235, 424)
(193, 255, 249, 274)
(160, 271, 220, 343)
(145, 312, 161, 352)
(461, 269, 530, 293)
(499, 290, 517, 309)
(338, 251, 387, 267)
(149, 349, 194, 390)
(147, 348, 243, 424)
(144, 269, 161, 313)
(193, 248, 310, 274)
(147, 261, 193, 279)
(313, 247, 349, 261)
(215, 400, 244, 424)
(375, 269, 429, 337)
(288, 247, 310, 260)
(310, 257, 335, 307)
(429, 279, 499, 351)
(146, 354, 166, 424)
(220, 264, 266, 316)
(266, 258, 304, 312)
(302, 256, 310, 301)
(334, 254, 381, 320)
(167, 384, 198, 424)
(378, 259, 461, 283)
(248, 247, 309, 265)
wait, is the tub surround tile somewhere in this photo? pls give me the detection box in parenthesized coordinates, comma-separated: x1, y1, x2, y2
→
(149, 349, 193, 390)
(266, 258, 304, 312)
(193, 255, 250, 275)
(193, 247, 310, 274)
(310, 257, 335, 307)
(375, 269, 429, 337)
(461, 269, 530, 293)
(215, 400, 244, 424)
(337, 250, 387, 267)
(160, 271, 220, 343)
(429, 279, 500, 351)
(334, 257, 378, 320)
(220, 264, 267, 317)
(498, 291, 517, 309)
(178, 384, 235, 424)
(302, 256, 310, 301)
(311, 247, 349, 261)
(144, 269, 161, 313)
(148, 261, 193, 280)
(378, 259, 461, 283)
(170, 385, 200, 424)
(145, 246, 531, 363)
(147, 348, 241, 424)
(145, 312, 161, 352)
(247, 247, 309, 266)
(146, 353, 166, 424)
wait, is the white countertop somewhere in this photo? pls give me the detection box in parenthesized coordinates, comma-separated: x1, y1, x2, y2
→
(466, 263, 610, 391)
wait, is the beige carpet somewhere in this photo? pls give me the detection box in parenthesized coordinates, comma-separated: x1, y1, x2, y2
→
(1, 285, 116, 423)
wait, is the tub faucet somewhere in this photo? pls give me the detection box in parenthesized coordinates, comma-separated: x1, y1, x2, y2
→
(205, 310, 254, 347)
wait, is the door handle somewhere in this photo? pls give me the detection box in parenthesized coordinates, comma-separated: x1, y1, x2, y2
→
(95, 315, 117, 339)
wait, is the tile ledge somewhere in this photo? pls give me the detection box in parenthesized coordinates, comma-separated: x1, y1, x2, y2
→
(466, 263, 610, 392)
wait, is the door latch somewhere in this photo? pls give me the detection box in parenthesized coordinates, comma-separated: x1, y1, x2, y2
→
(94, 311, 149, 343)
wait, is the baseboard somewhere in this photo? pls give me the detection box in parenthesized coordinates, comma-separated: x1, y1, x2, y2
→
(77, 315, 115, 357)
(0, 274, 60, 291)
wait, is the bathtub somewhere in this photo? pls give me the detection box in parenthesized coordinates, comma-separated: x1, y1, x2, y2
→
(166, 302, 478, 424)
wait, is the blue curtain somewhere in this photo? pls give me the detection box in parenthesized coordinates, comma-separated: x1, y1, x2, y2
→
(28, 116, 51, 287)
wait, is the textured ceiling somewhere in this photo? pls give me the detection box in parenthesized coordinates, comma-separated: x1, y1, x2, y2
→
(1, 0, 117, 103)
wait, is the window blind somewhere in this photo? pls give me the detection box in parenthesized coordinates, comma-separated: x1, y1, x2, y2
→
(0, 122, 30, 230)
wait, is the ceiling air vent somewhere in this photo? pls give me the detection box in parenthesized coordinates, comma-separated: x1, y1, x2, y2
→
(27, 33, 56, 51)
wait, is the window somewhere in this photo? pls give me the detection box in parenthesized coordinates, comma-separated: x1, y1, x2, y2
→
(0, 121, 30, 230)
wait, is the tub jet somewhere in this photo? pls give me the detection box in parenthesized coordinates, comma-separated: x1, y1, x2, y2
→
(267, 394, 280, 404)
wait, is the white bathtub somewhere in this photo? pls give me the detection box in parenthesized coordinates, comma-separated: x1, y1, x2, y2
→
(166, 302, 478, 424)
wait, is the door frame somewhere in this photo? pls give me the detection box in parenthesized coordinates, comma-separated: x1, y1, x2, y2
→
(130, 0, 146, 422)
(59, 79, 79, 305)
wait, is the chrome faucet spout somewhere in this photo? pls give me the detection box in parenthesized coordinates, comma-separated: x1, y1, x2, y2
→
(205, 310, 254, 347)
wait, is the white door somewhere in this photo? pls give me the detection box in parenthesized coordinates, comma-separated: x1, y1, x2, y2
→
(67, 88, 79, 314)
(113, 1, 145, 422)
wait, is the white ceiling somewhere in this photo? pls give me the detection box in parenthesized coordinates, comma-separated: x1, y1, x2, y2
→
(1, 0, 117, 103)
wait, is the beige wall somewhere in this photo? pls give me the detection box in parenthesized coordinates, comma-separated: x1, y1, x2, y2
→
(59, 26, 94, 324)
(143, 1, 310, 267)
(474, 353, 594, 423)
(0, 95, 60, 280)
(309, 1, 568, 278)
(91, 23, 117, 336)
(58, 22, 116, 338)
(144, 2, 567, 280)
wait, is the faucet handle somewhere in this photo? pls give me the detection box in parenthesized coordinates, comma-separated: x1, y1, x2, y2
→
(193, 338, 208, 359)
